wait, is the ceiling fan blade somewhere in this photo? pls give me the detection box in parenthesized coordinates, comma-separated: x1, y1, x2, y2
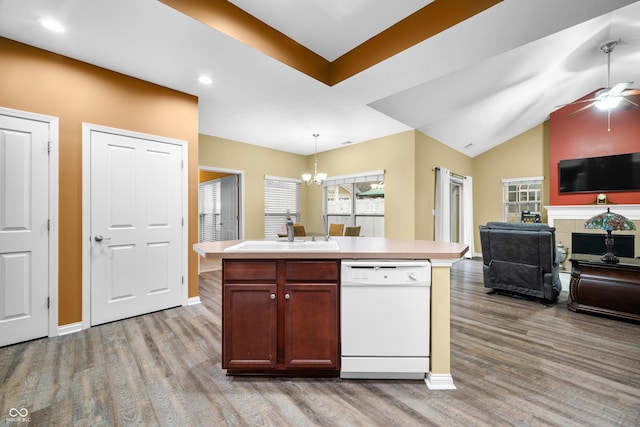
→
(620, 97, 639, 108)
(555, 97, 598, 109)
(609, 82, 633, 96)
(566, 102, 595, 117)
(621, 88, 640, 96)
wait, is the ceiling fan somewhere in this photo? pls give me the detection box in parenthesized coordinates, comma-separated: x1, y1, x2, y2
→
(563, 40, 640, 131)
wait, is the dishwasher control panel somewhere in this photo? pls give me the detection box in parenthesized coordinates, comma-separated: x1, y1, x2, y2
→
(341, 261, 431, 285)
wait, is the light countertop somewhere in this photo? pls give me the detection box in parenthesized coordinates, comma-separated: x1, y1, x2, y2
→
(194, 236, 468, 260)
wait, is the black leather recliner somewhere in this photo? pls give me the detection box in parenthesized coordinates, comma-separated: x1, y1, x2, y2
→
(479, 222, 562, 303)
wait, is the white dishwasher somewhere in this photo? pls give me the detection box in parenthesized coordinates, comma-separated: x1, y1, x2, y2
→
(340, 260, 431, 379)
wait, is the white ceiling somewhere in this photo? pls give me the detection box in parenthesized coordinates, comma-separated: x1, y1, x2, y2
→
(1, 0, 639, 157)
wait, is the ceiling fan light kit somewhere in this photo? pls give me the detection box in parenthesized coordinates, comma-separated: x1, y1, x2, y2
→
(562, 39, 639, 131)
(596, 40, 623, 113)
(595, 96, 622, 111)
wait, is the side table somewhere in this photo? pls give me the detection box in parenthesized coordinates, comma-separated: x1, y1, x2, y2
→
(568, 254, 640, 322)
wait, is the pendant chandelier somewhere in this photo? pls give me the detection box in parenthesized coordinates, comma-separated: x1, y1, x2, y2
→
(302, 133, 326, 186)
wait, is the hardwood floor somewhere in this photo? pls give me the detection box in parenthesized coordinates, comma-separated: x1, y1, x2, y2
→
(1, 259, 639, 426)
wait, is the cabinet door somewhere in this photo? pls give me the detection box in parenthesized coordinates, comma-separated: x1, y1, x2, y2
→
(283, 283, 339, 370)
(223, 284, 277, 369)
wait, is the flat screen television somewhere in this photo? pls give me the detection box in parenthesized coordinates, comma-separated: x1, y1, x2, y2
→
(559, 152, 640, 193)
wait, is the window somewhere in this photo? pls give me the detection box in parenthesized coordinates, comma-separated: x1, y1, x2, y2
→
(502, 176, 543, 223)
(324, 171, 384, 237)
(199, 179, 220, 242)
(264, 176, 300, 238)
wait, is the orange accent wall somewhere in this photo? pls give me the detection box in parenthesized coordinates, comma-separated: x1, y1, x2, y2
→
(0, 37, 200, 326)
(200, 170, 231, 182)
(549, 89, 640, 205)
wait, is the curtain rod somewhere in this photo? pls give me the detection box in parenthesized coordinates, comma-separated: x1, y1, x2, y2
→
(433, 167, 466, 180)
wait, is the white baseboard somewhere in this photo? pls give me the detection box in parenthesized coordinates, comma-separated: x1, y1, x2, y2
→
(425, 373, 456, 390)
(188, 296, 201, 306)
(57, 322, 83, 336)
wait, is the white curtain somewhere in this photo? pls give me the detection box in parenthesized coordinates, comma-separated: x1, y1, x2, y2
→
(434, 167, 450, 242)
(461, 176, 475, 258)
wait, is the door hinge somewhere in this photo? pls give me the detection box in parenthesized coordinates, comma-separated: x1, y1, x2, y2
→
(181, 160, 184, 169)
(47, 219, 51, 231)
(47, 297, 50, 309)
(181, 276, 184, 284)
(47, 141, 51, 154)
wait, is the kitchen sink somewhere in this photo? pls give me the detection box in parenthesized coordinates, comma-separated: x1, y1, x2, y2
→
(224, 239, 340, 252)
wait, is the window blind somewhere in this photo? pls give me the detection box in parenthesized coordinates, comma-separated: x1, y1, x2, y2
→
(323, 170, 384, 187)
(199, 180, 220, 242)
(264, 176, 300, 238)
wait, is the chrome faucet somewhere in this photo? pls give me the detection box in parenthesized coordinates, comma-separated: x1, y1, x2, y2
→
(286, 217, 294, 242)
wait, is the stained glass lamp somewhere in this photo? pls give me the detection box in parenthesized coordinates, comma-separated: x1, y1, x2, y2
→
(584, 207, 636, 264)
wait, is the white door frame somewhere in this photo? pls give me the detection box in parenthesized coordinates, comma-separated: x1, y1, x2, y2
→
(198, 166, 244, 274)
(198, 166, 245, 240)
(81, 123, 188, 330)
(0, 106, 59, 338)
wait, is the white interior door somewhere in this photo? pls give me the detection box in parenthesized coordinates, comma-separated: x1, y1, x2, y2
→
(0, 113, 50, 346)
(220, 174, 239, 240)
(89, 129, 183, 326)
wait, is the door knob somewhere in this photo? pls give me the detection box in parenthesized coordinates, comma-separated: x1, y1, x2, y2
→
(94, 235, 111, 242)
(270, 293, 276, 300)
(284, 293, 290, 300)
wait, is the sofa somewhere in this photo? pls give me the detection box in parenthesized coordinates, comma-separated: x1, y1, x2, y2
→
(479, 222, 562, 303)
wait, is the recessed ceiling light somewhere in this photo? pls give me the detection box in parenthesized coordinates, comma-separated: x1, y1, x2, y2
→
(198, 75, 212, 85)
(39, 18, 65, 33)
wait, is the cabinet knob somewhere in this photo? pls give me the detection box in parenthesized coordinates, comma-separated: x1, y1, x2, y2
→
(284, 293, 290, 300)
(270, 293, 276, 300)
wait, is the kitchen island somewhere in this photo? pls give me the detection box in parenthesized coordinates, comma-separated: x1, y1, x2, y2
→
(193, 236, 468, 390)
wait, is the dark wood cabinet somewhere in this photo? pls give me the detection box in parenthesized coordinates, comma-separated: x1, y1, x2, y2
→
(222, 259, 340, 374)
(568, 255, 640, 322)
(284, 282, 338, 369)
(223, 283, 278, 369)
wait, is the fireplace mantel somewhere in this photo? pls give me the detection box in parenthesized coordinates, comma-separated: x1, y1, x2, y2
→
(545, 205, 640, 227)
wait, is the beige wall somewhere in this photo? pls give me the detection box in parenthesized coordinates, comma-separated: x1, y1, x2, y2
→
(472, 123, 548, 253)
(199, 130, 475, 241)
(415, 131, 473, 240)
(311, 131, 470, 240)
(0, 37, 200, 326)
(309, 131, 417, 238)
(198, 134, 308, 239)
